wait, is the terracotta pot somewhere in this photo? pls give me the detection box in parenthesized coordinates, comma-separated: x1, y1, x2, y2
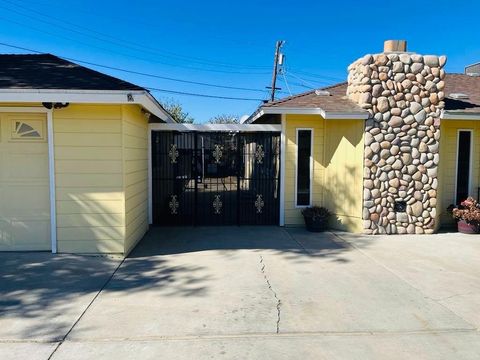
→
(457, 220, 479, 234)
(303, 216, 328, 232)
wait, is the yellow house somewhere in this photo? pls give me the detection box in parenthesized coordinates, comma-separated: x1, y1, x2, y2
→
(250, 41, 480, 235)
(248, 83, 368, 233)
(3, 43, 480, 255)
(438, 73, 480, 227)
(0, 54, 173, 255)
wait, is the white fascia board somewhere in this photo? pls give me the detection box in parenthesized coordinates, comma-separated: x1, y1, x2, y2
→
(442, 111, 480, 120)
(150, 123, 282, 132)
(0, 89, 174, 122)
(142, 92, 174, 123)
(259, 106, 369, 120)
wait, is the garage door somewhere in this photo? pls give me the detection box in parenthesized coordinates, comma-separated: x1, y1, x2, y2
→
(0, 113, 51, 251)
(152, 131, 281, 226)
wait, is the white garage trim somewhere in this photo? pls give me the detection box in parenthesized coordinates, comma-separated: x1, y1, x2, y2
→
(0, 89, 174, 123)
(47, 110, 57, 253)
(0, 106, 56, 253)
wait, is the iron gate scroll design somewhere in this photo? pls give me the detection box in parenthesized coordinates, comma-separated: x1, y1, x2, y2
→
(152, 131, 280, 226)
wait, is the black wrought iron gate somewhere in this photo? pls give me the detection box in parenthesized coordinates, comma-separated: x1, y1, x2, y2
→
(152, 131, 280, 226)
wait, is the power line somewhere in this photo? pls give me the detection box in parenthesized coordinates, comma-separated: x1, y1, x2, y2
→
(0, 0, 270, 71)
(0, 14, 269, 75)
(288, 68, 344, 82)
(0, 42, 269, 92)
(0, 42, 266, 102)
(146, 87, 264, 101)
(280, 70, 292, 96)
(287, 72, 321, 89)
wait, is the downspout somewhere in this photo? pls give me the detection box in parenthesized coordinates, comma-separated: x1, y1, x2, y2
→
(47, 109, 57, 253)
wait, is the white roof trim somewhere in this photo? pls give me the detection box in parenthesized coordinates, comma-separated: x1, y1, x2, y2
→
(0, 89, 174, 122)
(150, 123, 281, 132)
(251, 106, 369, 122)
(442, 111, 480, 120)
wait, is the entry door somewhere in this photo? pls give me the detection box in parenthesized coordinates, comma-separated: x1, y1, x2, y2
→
(0, 113, 50, 250)
(152, 131, 280, 226)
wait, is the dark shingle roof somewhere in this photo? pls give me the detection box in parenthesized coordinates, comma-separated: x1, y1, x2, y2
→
(251, 73, 480, 122)
(263, 82, 364, 113)
(0, 54, 144, 90)
(443, 73, 480, 114)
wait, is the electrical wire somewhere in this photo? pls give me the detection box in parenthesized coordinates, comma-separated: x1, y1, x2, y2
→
(0, 41, 267, 102)
(280, 70, 292, 96)
(0, 42, 268, 93)
(0, 0, 270, 71)
(287, 71, 322, 89)
(146, 86, 265, 101)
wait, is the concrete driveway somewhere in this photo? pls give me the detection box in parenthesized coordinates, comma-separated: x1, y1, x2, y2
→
(1, 227, 480, 359)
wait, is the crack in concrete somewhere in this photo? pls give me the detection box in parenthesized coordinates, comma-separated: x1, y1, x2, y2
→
(259, 255, 281, 334)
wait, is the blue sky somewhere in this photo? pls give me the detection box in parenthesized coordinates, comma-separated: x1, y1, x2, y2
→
(1, 0, 479, 122)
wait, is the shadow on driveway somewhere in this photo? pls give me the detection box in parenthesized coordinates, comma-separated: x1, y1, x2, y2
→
(0, 226, 363, 341)
(130, 226, 358, 263)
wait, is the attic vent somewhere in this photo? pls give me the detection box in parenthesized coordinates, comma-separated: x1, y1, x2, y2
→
(450, 93, 469, 100)
(315, 90, 330, 96)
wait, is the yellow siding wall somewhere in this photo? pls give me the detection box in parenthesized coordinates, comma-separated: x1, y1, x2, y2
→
(438, 120, 480, 227)
(122, 105, 149, 254)
(284, 115, 364, 232)
(284, 115, 325, 225)
(54, 105, 125, 253)
(324, 119, 364, 232)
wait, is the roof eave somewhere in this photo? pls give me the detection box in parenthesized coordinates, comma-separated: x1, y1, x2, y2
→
(442, 110, 480, 120)
(0, 88, 174, 122)
(250, 106, 369, 122)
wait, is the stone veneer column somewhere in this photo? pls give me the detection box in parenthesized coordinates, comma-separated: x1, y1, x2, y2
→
(347, 52, 447, 234)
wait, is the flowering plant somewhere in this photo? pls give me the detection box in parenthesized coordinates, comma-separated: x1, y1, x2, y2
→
(451, 197, 480, 227)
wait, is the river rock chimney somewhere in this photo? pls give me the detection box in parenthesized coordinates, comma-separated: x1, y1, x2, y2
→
(347, 40, 447, 234)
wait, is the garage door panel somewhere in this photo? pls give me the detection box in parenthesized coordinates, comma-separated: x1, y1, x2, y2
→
(0, 113, 50, 251)
(6, 153, 50, 179)
(0, 219, 50, 250)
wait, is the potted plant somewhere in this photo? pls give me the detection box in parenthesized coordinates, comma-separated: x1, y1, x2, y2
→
(301, 206, 331, 232)
(450, 197, 480, 234)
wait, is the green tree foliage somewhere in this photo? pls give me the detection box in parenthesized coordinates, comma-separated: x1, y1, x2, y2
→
(208, 114, 240, 124)
(161, 99, 194, 123)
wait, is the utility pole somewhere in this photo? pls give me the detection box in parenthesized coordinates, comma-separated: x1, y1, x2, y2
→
(268, 40, 285, 102)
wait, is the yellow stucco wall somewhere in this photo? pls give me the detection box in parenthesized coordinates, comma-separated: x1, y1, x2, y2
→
(438, 120, 480, 228)
(122, 105, 149, 255)
(284, 114, 364, 232)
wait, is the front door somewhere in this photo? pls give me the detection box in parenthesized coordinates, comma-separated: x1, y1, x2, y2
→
(151, 131, 280, 226)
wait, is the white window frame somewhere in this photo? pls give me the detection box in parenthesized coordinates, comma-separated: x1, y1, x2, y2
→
(454, 129, 474, 204)
(295, 128, 313, 208)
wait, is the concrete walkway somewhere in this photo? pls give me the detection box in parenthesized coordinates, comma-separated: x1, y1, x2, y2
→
(1, 227, 480, 359)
